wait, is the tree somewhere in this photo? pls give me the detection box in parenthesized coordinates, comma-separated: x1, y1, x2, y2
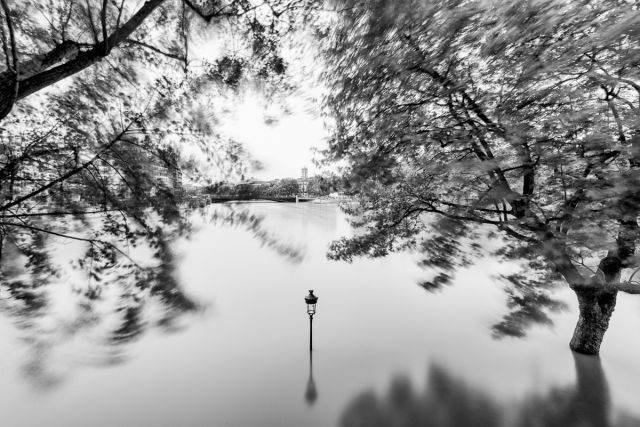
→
(274, 178, 300, 195)
(0, 0, 319, 362)
(0, 0, 316, 120)
(0, 0, 317, 259)
(0, 203, 302, 387)
(322, 0, 640, 354)
(0, 0, 319, 232)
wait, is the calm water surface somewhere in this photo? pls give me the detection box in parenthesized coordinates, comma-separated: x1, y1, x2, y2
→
(2, 202, 640, 426)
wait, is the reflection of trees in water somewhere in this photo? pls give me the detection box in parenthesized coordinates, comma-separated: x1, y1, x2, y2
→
(340, 353, 640, 427)
(0, 203, 301, 388)
(205, 203, 305, 263)
(415, 217, 569, 339)
(0, 212, 197, 388)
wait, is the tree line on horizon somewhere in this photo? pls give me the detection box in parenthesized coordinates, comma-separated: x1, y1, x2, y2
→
(203, 174, 344, 199)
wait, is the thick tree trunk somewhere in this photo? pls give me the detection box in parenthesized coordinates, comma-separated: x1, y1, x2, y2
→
(569, 287, 617, 355)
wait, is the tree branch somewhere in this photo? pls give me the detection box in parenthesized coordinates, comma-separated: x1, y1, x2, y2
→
(85, 0, 100, 44)
(0, 208, 124, 218)
(0, 0, 18, 118)
(183, 0, 265, 21)
(0, 0, 166, 120)
(605, 96, 626, 143)
(124, 39, 186, 62)
(101, 0, 109, 52)
(0, 220, 138, 264)
(0, 123, 133, 212)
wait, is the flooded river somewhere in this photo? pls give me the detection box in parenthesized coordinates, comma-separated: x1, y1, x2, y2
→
(1, 202, 640, 426)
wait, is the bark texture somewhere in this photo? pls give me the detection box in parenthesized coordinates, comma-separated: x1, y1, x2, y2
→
(569, 287, 618, 355)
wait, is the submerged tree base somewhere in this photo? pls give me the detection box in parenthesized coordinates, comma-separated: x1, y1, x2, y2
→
(569, 288, 618, 355)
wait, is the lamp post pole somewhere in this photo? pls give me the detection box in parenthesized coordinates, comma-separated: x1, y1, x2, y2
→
(309, 313, 313, 351)
(305, 290, 318, 352)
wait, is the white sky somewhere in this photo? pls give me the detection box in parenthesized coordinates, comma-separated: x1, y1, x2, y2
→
(188, 16, 330, 181)
(219, 94, 327, 180)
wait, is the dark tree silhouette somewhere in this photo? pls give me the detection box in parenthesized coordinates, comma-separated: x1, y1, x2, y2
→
(340, 354, 640, 427)
(0, 0, 318, 385)
(0, 203, 302, 388)
(0, 0, 317, 119)
(322, 0, 640, 354)
(0, 0, 317, 291)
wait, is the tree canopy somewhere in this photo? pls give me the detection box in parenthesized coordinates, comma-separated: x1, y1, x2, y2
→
(0, 0, 316, 118)
(0, 0, 318, 364)
(321, 0, 640, 354)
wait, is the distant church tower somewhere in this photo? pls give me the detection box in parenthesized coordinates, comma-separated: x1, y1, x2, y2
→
(299, 167, 309, 197)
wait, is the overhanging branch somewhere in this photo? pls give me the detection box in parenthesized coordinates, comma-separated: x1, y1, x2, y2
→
(0, 0, 166, 120)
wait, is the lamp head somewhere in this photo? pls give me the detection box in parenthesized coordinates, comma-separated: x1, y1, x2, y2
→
(305, 290, 318, 315)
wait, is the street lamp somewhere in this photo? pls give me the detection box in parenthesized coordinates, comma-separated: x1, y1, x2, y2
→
(305, 290, 318, 351)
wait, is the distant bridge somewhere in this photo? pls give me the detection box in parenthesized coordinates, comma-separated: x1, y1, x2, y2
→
(186, 194, 316, 207)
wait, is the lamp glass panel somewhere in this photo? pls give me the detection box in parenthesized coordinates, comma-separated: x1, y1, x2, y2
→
(307, 303, 316, 314)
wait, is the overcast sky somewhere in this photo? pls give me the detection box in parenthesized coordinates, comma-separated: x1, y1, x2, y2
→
(220, 94, 327, 180)
(188, 23, 327, 182)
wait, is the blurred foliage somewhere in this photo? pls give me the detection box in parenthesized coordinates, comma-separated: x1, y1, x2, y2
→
(0, 202, 303, 388)
(206, 203, 305, 261)
(321, 0, 640, 338)
(0, 0, 320, 385)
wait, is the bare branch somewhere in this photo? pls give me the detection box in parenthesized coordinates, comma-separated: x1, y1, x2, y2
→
(183, 0, 266, 21)
(0, 122, 134, 212)
(124, 38, 186, 62)
(0, 209, 124, 218)
(606, 96, 626, 143)
(85, 0, 100, 44)
(101, 0, 109, 52)
(0, 220, 139, 265)
(61, 0, 76, 41)
(614, 282, 640, 294)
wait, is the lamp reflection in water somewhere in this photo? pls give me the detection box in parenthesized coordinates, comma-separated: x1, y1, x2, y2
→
(305, 350, 318, 406)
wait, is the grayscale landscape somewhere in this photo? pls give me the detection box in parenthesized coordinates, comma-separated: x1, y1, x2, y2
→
(1, 1, 640, 426)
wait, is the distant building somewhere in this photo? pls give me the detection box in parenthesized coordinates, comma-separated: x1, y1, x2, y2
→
(111, 144, 183, 199)
(298, 167, 309, 197)
(154, 147, 183, 196)
(0, 136, 183, 208)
